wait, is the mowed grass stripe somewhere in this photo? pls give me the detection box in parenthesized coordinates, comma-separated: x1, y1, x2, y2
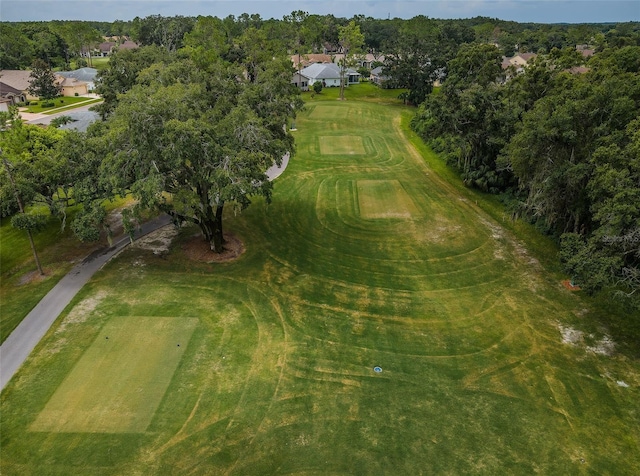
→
(356, 179, 421, 219)
(31, 316, 198, 433)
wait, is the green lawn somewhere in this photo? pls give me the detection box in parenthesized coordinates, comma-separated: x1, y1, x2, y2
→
(1, 92, 638, 474)
(308, 81, 408, 103)
(24, 97, 101, 114)
(0, 198, 129, 344)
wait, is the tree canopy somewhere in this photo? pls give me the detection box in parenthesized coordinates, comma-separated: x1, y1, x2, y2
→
(412, 41, 640, 306)
(27, 59, 62, 101)
(92, 54, 301, 252)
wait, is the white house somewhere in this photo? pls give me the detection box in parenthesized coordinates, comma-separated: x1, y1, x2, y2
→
(299, 63, 360, 88)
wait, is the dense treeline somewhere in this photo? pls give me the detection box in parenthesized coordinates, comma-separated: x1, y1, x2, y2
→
(3, 13, 637, 70)
(412, 33, 640, 307)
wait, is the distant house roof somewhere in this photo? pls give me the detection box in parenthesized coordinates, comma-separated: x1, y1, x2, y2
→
(568, 66, 590, 74)
(56, 76, 87, 88)
(58, 68, 98, 83)
(301, 63, 342, 80)
(300, 62, 359, 80)
(501, 53, 537, 70)
(579, 49, 595, 58)
(117, 40, 139, 50)
(0, 70, 33, 91)
(517, 53, 537, 62)
(0, 81, 24, 98)
(370, 66, 389, 82)
(98, 41, 116, 53)
(291, 53, 333, 69)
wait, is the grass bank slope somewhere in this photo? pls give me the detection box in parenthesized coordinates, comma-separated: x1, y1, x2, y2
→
(1, 97, 638, 475)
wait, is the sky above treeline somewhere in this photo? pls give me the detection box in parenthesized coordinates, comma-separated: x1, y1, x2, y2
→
(2, 0, 639, 24)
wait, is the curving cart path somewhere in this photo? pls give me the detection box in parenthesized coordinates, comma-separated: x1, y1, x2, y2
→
(0, 153, 290, 392)
(0, 215, 172, 391)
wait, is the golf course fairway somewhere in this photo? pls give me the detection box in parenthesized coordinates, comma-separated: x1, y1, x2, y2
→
(1, 96, 638, 475)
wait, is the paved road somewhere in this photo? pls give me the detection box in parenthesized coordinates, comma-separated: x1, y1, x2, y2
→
(0, 215, 172, 391)
(25, 101, 101, 132)
(267, 151, 290, 180)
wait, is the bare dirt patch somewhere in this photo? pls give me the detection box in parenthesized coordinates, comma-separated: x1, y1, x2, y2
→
(16, 269, 51, 286)
(182, 233, 245, 263)
(133, 225, 180, 254)
(58, 290, 108, 330)
(558, 323, 583, 345)
(587, 335, 615, 356)
(557, 322, 616, 356)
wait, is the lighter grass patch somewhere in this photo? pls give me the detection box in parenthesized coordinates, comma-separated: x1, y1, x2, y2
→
(308, 105, 348, 120)
(319, 136, 365, 155)
(356, 179, 420, 219)
(31, 316, 198, 433)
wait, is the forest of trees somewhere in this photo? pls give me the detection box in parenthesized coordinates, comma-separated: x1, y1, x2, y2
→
(1, 14, 639, 305)
(411, 31, 640, 309)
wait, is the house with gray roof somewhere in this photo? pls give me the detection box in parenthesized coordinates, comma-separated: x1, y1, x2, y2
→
(298, 63, 360, 88)
(370, 66, 390, 87)
(58, 68, 98, 91)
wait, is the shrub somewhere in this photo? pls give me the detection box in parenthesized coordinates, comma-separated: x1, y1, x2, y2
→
(41, 101, 55, 107)
(313, 82, 323, 94)
(74, 92, 79, 96)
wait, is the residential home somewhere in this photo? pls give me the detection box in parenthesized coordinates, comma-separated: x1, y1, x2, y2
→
(96, 41, 116, 57)
(58, 67, 98, 91)
(95, 39, 138, 56)
(299, 63, 360, 88)
(576, 45, 595, 58)
(509, 53, 537, 67)
(356, 53, 385, 69)
(55, 75, 89, 97)
(117, 40, 139, 51)
(0, 97, 12, 112)
(0, 81, 27, 105)
(501, 53, 538, 77)
(291, 72, 310, 91)
(0, 70, 37, 101)
(322, 43, 342, 55)
(501, 56, 513, 70)
(370, 66, 389, 87)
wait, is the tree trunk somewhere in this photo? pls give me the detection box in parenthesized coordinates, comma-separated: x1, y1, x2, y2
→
(339, 62, 346, 101)
(211, 204, 224, 253)
(2, 154, 45, 275)
(26, 229, 45, 275)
